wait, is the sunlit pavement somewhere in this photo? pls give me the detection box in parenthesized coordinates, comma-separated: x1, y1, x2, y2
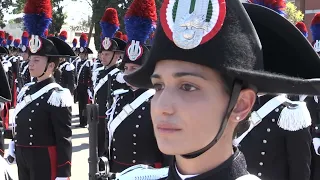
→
(4, 102, 90, 180)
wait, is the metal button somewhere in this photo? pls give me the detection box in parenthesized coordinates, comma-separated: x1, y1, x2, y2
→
(29, 119, 31, 122)
(142, 107, 145, 110)
(136, 125, 139, 128)
(29, 127, 32, 130)
(259, 162, 263, 166)
(138, 115, 141, 118)
(315, 126, 318, 130)
(15, 132, 17, 135)
(114, 156, 116, 159)
(111, 84, 113, 86)
(30, 134, 33, 138)
(36, 103, 39, 106)
(29, 142, 32, 145)
(120, 96, 123, 99)
(261, 152, 265, 155)
(263, 140, 267, 144)
(14, 140, 17, 142)
(133, 152, 136, 154)
(133, 143, 136, 145)
(258, 173, 262, 176)
(15, 116, 18, 119)
(133, 134, 136, 137)
(113, 138, 115, 142)
(115, 111, 118, 114)
(41, 96, 44, 99)
(272, 119, 275, 122)
(113, 148, 116, 151)
(117, 104, 120, 106)
(267, 128, 271, 132)
(275, 108, 279, 112)
(31, 110, 34, 113)
(132, 160, 136, 163)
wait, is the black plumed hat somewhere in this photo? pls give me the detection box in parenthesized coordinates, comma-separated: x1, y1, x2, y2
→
(47, 37, 76, 57)
(124, 0, 320, 95)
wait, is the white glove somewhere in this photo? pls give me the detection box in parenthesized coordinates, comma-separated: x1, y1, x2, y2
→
(55, 177, 69, 180)
(87, 89, 93, 100)
(4, 141, 16, 164)
(313, 138, 320, 155)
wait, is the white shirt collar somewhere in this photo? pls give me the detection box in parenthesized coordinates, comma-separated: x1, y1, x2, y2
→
(175, 164, 198, 180)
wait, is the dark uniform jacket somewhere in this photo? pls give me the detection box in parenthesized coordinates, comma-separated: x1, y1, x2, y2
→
(14, 77, 73, 177)
(20, 60, 31, 86)
(76, 59, 92, 91)
(109, 88, 165, 173)
(92, 65, 127, 156)
(55, 61, 76, 95)
(239, 95, 312, 180)
(305, 96, 320, 180)
(161, 148, 256, 180)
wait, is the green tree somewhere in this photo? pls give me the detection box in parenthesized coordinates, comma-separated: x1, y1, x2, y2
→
(284, 2, 304, 24)
(1, 0, 14, 28)
(11, 0, 67, 34)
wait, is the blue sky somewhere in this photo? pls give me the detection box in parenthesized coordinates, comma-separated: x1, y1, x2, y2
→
(4, 0, 93, 25)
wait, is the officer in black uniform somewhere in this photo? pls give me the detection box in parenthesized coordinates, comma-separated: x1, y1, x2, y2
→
(55, 31, 76, 95)
(115, 0, 320, 179)
(92, 8, 127, 157)
(0, 45, 10, 157)
(237, 94, 312, 180)
(76, 33, 93, 128)
(5, 1, 75, 179)
(106, 1, 166, 172)
(0, 45, 13, 180)
(310, 13, 320, 180)
(19, 31, 32, 86)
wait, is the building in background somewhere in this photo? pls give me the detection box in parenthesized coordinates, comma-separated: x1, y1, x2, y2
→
(293, 0, 320, 41)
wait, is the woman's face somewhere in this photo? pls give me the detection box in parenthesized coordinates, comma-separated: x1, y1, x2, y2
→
(28, 55, 54, 77)
(151, 60, 255, 155)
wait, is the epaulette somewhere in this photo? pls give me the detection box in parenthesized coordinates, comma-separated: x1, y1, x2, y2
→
(235, 174, 261, 180)
(47, 87, 73, 107)
(112, 89, 129, 96)
(278, 100, 312, 131)
(2, 60, 12, 68)
(65, 63, 75, 71)
(115, 164, 168, 180)
(17, 82, 35, 102)
(92, 66, 104, 84)
(116, 72, 126, 83)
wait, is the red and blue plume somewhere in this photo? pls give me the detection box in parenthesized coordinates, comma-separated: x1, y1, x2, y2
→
(72, 38, 77, 48)
(295, 22, 308, 38)
(311, 13, 320, 41)
(14, 39, 21, 48)
(44, 29, 49, 37)
(0, 31, 5, 44)
(23, 0, 52, 37)
(59, 30, 68, 41)
(2, 40, 7, 47)
(250, 0, 286, 15)
(122, 34, 128, 42)
(80, 33, 88, 47)
(21, 31, 29, 47)
(7, 35, 13, 46)
(100, 8, 120, 38)
(124, 0, 157, 44)
(114, 31, 123, 39)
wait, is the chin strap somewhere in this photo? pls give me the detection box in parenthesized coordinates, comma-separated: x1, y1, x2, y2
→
(106, 52, 115, 67)
(37, 62, 49, 79)
(181, 80, 243, 159)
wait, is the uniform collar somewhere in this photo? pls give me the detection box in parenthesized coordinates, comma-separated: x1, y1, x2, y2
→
(167, 148, 248, 180)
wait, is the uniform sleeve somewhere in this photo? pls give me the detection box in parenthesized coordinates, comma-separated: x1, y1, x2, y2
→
(50, 105, 72, 177)
(285, 127, 311, 180)
(66, 70, 75, 95)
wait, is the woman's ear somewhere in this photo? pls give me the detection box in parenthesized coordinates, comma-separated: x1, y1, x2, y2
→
(230, 89, 256, 123)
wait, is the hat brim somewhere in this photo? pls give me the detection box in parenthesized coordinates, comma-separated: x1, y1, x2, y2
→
(124, 2, 320, 95)
(47, 37, 76, 57)
(0, 62, 12, 102)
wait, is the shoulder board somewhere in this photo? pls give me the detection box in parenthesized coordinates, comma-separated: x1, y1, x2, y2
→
(94, 66, 104, 73)
(2, 61, 12, 68)
(116, 72, 126, 84)
(112, 89, 129, 96)
(92, 67, 104, 83)
(116, 164, 168, 180)
(65, 63, 75, 71)
(47, 87, 73, 107)
(278, 101, 312, 131)
(236, 174, 261, 180)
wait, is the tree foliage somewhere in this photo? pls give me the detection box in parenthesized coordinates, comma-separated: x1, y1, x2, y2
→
(11, 0, 67, 34)
(1, 0, 14, 28)
(284, 2, 304, 24)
